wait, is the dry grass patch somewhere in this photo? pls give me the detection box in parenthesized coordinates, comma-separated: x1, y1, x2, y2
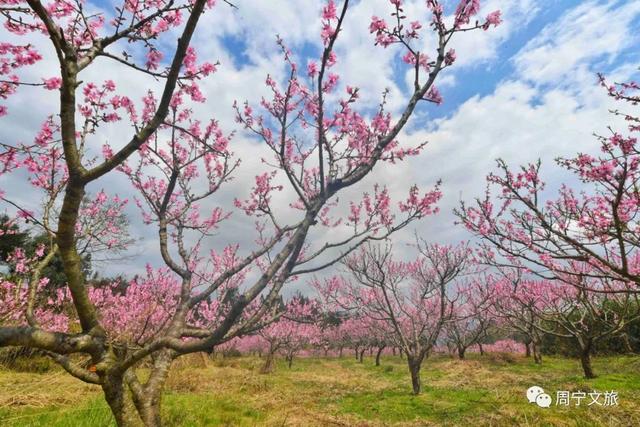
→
(0, 369, 99, 409)
(429, 358, 521, 391)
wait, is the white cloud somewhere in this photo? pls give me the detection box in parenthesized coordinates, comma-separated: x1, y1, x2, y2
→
(449, 0, 541, 68)
(513, 0, 640, 84)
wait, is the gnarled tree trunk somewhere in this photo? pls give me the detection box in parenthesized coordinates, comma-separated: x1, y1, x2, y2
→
(261, 351, 276, 374)
(134, 350, 176, 426)
(532, 340, 542, 364)
(621, 334, 634, 354)
(103, 375, 140, 427)
(579, 340, 596, 379)
(457, 346, 466, 360)
(580, 350, 596, 379)
(407, 356, 423, 395)
(375, 346, 385, 366)
(286, 353, 294, 368)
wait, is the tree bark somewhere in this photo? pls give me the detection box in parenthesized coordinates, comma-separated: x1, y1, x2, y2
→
(532, 341, 542, 364)
(261, 351, 276, 374)
(457, 347, 466, 360)
(375, 346, 385, 366)
(525, 342, 531, 357)
(358, 348, 365, 363)
(103, 375, 140, 427)
(133, 350, 175, 426)
(621, 334, 634, 354)
(478, 343, 484, 356)
(580, 344, 596, 379)
(407, 357, 422, 395)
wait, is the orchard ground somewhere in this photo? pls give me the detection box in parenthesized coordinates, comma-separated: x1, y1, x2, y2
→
(1, 353, 638, 426)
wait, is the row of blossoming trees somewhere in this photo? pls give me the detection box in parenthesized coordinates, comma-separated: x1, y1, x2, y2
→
(215, 231, 639, 395)
(0, 0, 639, 422)
(455, 71, 640, 378)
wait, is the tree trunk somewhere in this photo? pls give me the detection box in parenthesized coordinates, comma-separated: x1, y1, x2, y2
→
(375, 346, 385, 366)
(580, 346, 596, 379)
(532, 341, 542, 364)
(338, 346, 343, 358)
(130, 350, 175, 427)
(287, 354, 293, 368)
(621, 334, 634, 353)
(135, 395, 161, 427)
(457, 346, 466, 360)
(358, 348, 365, 363)
(392, 347, 396, 356)
(407, 357, 422, 395)
(354, 346, 359, 360)
(525, 342, 531, 357)
(261, 351, 276, 374)
(103, 375, 140, 427)
(478, 343, 484, 356)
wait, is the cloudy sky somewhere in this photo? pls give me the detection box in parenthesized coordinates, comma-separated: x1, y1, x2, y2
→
(1, 0, 639, 294)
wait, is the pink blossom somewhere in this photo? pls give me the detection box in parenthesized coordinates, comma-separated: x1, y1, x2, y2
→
(146, 49, 163, 70)
(444, 49, 456, 66)
(484, 10, 502, 30)
(424, 85, 443, 105)
(42, 77, 62, 90)
(307, 61, 318, 78)
(322, 0, 337, 20)
(369, 16, 387, 33)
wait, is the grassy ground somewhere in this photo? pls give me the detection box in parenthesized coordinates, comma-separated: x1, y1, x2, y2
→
(0, 353, 639, 426)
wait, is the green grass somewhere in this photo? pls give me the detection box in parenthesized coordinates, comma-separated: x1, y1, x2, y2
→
(1, 353, 639, 426)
